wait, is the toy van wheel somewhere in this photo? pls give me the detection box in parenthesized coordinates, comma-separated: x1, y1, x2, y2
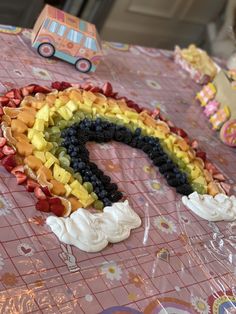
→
(38, 43, 55, 58)
(75, 58, 92, 73)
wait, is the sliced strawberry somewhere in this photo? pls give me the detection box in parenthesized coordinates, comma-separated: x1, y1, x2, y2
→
(191, 140, 199, 150)
(41, 186, 52, 197)
(82, 83, 92, 91)
(1, 154, 17, 172)
(15, 171, 27, 185)
(11, 165, 24, 175)
(0, 137, 6, 148)
(34, 186, 47, 200)
(0, 152, 4, 159)
(102, 82, 113, 97)
(25, 85, 35, 94)
(13, 88, 22, 100)
(213, 173, 226, 181)
(2, 145, 15, 155)
(33, 85, 51, 93)
(11, 98, 21, 106)
(26, 179, 39, 192)
(50, 203, 65, 217)
(0, 106, 4, 116)
(0, 96, 9, 106)
(21, 87, 29, 97)
(35, 199, 50, 212)
(49, 197, 62, 206)
(5, 90, 15, 99)
(196, 151, 206, 162)
(89, 86, 102, 93)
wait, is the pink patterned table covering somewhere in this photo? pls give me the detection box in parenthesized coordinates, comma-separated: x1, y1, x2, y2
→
(0, 26, 236, 314)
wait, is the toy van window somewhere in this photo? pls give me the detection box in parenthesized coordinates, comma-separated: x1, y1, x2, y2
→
(57, 24, 66, 36)
(67, 29, 83, 43)
(84, 37, 97, 51)
(49, 21, 58, 33)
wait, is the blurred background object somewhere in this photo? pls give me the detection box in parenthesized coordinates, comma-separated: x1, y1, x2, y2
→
(0, 0, 234, 59)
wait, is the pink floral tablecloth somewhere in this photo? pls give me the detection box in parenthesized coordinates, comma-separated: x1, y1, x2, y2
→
(0, 25, 236, 314)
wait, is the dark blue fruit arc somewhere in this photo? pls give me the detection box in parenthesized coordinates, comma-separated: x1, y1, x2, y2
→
(60, 117, 193, 206)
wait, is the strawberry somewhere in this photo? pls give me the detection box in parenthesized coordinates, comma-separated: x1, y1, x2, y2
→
(213, 173, 226, 181)
(35, 199, 50, 212)
(0, 152, 4, 159)
(49, 197, 62, 206)
(0, 137, 6, 148)
(2, 145, 15, 155)
(0, 106, 3, 116)
(26, 179, 39, 192)
(1, 154, 17, 172)
(13, 89, 22, 100)
(7, 100, 16, 108)
(191, 140, 199, 150)
(41, 186, 52, 197)
(11, 98, 21, 106)
(34, 186, 47, 200)
(15, 171, 27, 185)
(0, 96, 9, 106)
(170, 127, 188, 138)
(89, 86, 101, 93)
(102, 82, 113, 96)
(196, 151, 206, 162)
(11, 165, 24, 175)
(21, 87, 29, 97)
(25, 85, 35, 94)
(33, 85, 51, 93)
(50, 203, 65, 217)
(82, 83, 92, 91)
(5, 90, 15, 99)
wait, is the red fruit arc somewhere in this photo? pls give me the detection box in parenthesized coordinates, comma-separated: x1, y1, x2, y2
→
(11, 165, 25, 176)
(1, 155, 17, 172)
(49, 197, 62, 205)
(2, 145, 15, 155)
(50, 203, 65, 217)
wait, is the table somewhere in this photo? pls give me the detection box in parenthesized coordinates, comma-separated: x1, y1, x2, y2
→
(0, 25, 236, 314)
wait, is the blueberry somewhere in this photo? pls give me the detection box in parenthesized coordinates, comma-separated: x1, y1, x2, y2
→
(176, 184, 193, 196)
(134, 128, 141, 136)
(100, 175, 111, 184)
(103, 198, 112, 207)
(159, 163, 175, 174)
(106, 183, 118, 192)
(109, 191, 123, 202)
(98, 190, 108, 198)
(78, 161, 86, 170)
(153, 156, 168, 166)
(167, 178, 182, 187)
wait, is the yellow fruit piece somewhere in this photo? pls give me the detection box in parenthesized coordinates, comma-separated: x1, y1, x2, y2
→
(45, 152, 59, 168)
(53, 164, 71, 184)
(70, 180, 89, 200)
(116, 114, 130, 124)
(33, 151, 46, 163)
(79, 103, 92, 113)
(36, 104, 50, 122)
(54, 99, 64, 108)
(31, 133, 47, 151)
(80, 195, 95, 208)
(33, 119, 45, 132)
(192, 176, 207, 187)
(58, 106, 73, 120)
(65, 100, 78, 112)
(65, 184, 72, 197)
(28, 128, 40, 140)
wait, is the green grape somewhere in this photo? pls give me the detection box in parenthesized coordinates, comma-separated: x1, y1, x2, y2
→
(191, 182, 206, 194)
(59, 151, 66, 158)
(51, 126, 61, 134)
(74, 172, 83, 183)
(78, 112, 85, 119)
(59, 156, 70, 168)
(55, 147, 67, 156)
(83, 182, 93, 193)
(64, 154, 71, 162)
(44, 132, 50, 141)
(94, 200, 104, 210)
(63, 166, 74, 174)
(57, 120, 68, 129)
(49, 134, 60, 142)
(90, 192, 98, 200)
(50, 147, 57, 155)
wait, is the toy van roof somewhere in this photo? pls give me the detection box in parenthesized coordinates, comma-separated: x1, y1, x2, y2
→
(32, 4, 98, 44)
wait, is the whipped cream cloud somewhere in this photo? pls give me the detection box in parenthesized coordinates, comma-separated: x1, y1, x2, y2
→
(182, 192, 236, 221)
(46, 200, 142, 252)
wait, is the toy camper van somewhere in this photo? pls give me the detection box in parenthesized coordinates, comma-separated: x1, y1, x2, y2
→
(32, 5, 102, 73)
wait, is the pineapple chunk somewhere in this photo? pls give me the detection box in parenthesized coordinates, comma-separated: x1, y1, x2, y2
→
(33, 119, 45, 132)
(65, 184, 72, 197)
(80, 195, 95, 207)
(70, 180, 89, 200)
(36, 104, 50, 122)
(31, 133, 47, 150)
(44, 152, 59, 168)
(28, 128, 40, 140)
(58, 106, 73, 120)
(79, 103, 92, 113)
(33, 151, 46, 163)
(65, 100, 78, 112)
(53, 164, 71, 184)
(54, 99, 64, 108)
(124, 110, 139, 120)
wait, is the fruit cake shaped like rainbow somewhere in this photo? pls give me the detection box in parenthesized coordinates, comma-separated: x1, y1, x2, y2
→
(0, 82, 232, 252)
